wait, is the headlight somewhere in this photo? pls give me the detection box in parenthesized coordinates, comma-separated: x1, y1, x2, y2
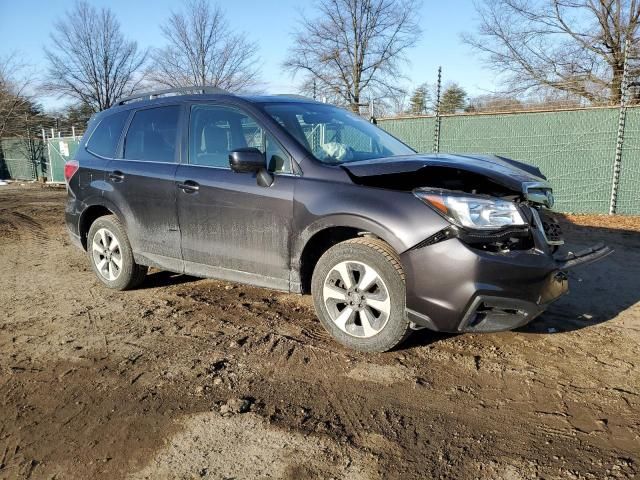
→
(414, 189, 526, 230)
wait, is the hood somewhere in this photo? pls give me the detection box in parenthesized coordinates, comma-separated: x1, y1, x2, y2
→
(341, 153, 552, 204)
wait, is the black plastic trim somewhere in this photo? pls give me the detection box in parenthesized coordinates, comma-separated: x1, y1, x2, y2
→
(554, 243, 614, 270)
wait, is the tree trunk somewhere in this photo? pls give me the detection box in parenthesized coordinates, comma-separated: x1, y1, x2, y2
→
(350, 92, 360, 113)
(610, 64, 624, 104)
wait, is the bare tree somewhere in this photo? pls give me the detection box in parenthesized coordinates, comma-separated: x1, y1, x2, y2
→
(148, 0, 261, 92)
(0, 53, 33, 138)
(43, 1, 147, 111)
(464, 0, 640, 104)
(15, 107, 47, 177)
(383, 86, 411, 116)
(466, 94, 526, 113)
(466, 90, 591, 113)
(284, 0, 422, 112)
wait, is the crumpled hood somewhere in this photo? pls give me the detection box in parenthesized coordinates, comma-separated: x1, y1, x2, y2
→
(341, 153, 549, 193)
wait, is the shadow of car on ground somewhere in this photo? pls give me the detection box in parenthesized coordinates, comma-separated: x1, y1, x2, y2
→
(134, 214, 640, 348)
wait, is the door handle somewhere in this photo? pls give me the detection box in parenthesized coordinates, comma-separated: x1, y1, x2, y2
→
(177, 180, 200, 193)
(108, 170, 125, 182)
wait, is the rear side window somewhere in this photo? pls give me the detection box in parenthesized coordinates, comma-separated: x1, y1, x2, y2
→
(86, 110, 129, 158)
(123, 106, 180, 162)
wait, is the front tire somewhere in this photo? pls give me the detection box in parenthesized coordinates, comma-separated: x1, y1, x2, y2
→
(311, 237, 411, 352)
(87, 215, 147, 290)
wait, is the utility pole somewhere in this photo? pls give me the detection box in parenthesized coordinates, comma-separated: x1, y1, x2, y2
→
(369, 96, 377, 124)
(609, 40, 630, 215)
(433, 66, 442, 154)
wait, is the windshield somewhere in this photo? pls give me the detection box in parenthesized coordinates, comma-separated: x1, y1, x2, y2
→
(262, 103, 415, 164)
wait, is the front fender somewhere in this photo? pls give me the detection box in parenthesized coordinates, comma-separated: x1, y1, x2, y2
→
(292, 214, 405, 262)
(292, 178, 451, 257)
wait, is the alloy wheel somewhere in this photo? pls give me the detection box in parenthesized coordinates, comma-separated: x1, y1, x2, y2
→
(322, 260, 391, 338)
(91, 228, 123, 281)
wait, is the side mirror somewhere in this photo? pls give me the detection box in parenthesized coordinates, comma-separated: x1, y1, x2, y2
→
(229, 147, 265, 173)
(228, 147, 274, 187)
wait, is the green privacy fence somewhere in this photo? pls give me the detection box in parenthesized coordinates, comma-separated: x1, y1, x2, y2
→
(0, 137, 80, 183)
(379, 106, 640, 215)
(46, 137, 81, 183)
(617, 109, 640, 215)
(1, 107, 638, 214)
(0, 138, 48, 180)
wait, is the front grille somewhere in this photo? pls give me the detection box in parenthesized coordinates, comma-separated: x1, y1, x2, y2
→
(536, 208, 564, 245)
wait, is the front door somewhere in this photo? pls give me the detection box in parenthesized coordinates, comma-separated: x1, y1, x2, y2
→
(175, 103, 295, 290)
(103, 104, 183, 272)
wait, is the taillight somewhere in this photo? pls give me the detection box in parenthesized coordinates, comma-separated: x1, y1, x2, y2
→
(64, 160, 79, 183)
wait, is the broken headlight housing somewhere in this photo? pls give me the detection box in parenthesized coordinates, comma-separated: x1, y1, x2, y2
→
(414, 189, 526, 230)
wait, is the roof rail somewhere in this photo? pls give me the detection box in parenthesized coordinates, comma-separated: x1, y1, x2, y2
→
(273, 93, 316, 101)
(117, 86, 231, 105)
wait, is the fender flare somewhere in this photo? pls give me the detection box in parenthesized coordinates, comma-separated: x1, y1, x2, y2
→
(292, 214, 407, 265)
(78, 197, 129, 245)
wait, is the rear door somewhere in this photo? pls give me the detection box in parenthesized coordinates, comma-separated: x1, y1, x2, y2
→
(175, 102, 295, 289)
(103, 104, 183, 272)
(80, 110, 131, 191)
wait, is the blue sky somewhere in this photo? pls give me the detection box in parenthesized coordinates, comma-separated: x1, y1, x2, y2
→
(0, 0, 499, 110)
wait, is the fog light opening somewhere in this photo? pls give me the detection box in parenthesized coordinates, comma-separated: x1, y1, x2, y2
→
(468, 303, 491, 327)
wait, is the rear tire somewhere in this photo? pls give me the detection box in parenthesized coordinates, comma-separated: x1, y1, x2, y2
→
(311, 237, 411, 352)
(87, 215, 147, 290)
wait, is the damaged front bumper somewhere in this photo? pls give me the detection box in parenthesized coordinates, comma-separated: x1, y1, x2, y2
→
(401, 226, 613, 333)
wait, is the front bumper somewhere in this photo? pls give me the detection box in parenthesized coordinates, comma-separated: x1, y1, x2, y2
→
(401, 234, 612, 333)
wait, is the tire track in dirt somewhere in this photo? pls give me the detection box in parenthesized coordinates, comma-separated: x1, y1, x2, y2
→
(160, 274, 640, 478)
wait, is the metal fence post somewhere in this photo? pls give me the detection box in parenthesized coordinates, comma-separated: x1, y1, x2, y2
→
(609, 40, 630, 215)
(433, 66, 442, 153)
(41, 128, 47, 179)
(46, 136, 53, 183)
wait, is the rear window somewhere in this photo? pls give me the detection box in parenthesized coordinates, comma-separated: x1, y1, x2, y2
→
(85, 110, 129, 158)
(123, 106, 180, 162)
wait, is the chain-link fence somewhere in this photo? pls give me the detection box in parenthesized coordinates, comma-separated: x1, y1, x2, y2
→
(378, 105, 640, 215)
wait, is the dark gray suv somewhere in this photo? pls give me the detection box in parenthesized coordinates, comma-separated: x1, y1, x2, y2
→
(65, 87, 611, 352)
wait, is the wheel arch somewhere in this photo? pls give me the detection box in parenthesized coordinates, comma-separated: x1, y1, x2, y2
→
(78, 200, 127, 250)
(293, 215, 404, 294)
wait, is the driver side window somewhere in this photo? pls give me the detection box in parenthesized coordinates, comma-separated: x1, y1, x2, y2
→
(189, 104, 292, 173)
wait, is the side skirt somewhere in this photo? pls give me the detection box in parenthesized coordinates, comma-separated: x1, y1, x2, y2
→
(184, 260, 290, 292)
(134, 252, 292, 292)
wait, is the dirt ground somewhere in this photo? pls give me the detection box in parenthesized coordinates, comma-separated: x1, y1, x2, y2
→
(1, 183, 639, 480)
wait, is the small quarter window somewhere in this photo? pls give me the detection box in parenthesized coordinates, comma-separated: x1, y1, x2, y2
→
(85, 110, 129, 158)
(124, 106, 180, 162)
